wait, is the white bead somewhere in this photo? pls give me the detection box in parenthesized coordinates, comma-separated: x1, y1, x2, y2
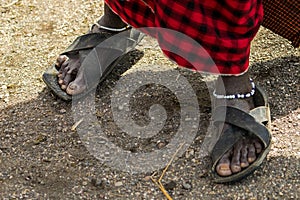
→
(213, 78, 256, 99)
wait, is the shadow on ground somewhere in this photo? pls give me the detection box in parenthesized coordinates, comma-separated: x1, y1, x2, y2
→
(0, 55, 299, 199)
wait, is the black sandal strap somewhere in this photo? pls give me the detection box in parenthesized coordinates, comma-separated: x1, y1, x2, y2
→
(213, 106, 271, 148)
(211, 125, 244, 166)
(62, 31, 117, 55)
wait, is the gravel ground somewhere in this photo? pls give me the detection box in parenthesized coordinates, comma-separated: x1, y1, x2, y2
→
(0, 0, 299, 199)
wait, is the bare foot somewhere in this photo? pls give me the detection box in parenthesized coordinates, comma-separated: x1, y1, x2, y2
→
(56, 53, 83, 95)
(56, 4, 127, 95)
(214, 74, 263, 177)
(215, 99, 263, 176)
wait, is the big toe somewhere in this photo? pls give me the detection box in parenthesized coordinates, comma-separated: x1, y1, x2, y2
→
(216, 152, 233, 177)
(66, 82, 86, 95)
(56, 55, 68, 68)
(216, 163, 232, 177)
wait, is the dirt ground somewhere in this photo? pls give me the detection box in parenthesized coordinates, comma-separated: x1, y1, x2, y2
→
(0, 0, 299, 199)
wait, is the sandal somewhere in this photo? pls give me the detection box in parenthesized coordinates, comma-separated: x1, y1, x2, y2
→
(211, 86, 272, 183)
(42, 26, 144, 101)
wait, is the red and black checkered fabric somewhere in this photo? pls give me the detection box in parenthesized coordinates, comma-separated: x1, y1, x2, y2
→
(262, 0, 300, 48)
(106, 0, 263, 75)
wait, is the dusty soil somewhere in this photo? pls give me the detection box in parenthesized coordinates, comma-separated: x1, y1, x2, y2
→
(0, 0, 299, 199)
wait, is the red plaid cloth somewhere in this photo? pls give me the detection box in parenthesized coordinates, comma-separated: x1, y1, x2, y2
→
(105, 0, 263, 75)
(262, 0, 300, 48)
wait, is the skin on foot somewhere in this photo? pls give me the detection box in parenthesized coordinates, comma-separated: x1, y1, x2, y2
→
(56, 4, 127, 95)
(56, 53, 84, 95)
(214, 74, 263, 177)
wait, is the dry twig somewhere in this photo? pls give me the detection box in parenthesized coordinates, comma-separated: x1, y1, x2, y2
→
(71, 118, 84, 131)
(151, 143, 185, 200)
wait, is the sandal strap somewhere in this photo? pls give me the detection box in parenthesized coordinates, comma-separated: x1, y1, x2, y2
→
(249, 106, 270, 124)
(62, 31, 119, 55)
(71, 29, 144, 95)
(213, 106, 271, 148)
(211, 125, 244, 167)
(62, 25, 133, 55)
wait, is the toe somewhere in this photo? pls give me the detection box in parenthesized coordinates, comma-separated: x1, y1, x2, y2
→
(66, 82, 86, 95)
(61, 84, 67, 90)
(56, 55, 69, 68)
(253, 140, 262, 154)
(216, 163, 232, 177)
(58, 63, 70, 86)
(216, 150, 232, 176)
(240, 144, 249, 168)
(247, 143, 257, 163)
(65, 67, 86, 95)
(62, 70, 76, 87)
(230, 142, 242, 173)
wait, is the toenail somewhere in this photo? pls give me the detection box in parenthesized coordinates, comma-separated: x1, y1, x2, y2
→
(241, 162, 249, 168)
(248, 157, 256, 163)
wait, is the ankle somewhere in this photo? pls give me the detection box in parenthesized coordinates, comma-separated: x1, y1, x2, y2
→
(215, 73, 253, 95)
(214, 72, 255, 109)
(99, 4, 127, 28)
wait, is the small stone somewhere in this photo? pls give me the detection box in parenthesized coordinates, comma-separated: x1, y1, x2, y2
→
(157, 141, 166, 149)
(82, 181, 88, 186)
(143, 176, 152, 182)
(72, 186, 82, 194)
(115, 181, 123, 187)
(182, 181, 192, 190)
(59, 109, 67, 114)
(164, 180, 176, 191)
(185, 149, 195, 159)
(33, 134, 47, 145)
(91, 178, 103, 187)
(135, 192, 141, 196)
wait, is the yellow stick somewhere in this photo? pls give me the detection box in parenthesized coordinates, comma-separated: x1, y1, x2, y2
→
(151, 143, 185, 200)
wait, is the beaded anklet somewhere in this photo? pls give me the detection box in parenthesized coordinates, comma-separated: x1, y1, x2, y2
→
(92, 22, 130, 32)
(213, 78, 255, 99)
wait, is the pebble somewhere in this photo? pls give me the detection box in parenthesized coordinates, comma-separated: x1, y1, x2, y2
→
(91, 178, 103, 187)
(59, 109, 67, 114)
(182, 181, 192, 190)
(72, 186, 82, 194)
(1, 85, 7, 90)
(143, 176, 152, 182)
(115, 181, 123, 187)
(164, 181, 176, 191)
(185, 149, 195, 159)
(157, 141, 166, 149)
(33, 134, 47, 145)
(82, 181, 88, 186)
